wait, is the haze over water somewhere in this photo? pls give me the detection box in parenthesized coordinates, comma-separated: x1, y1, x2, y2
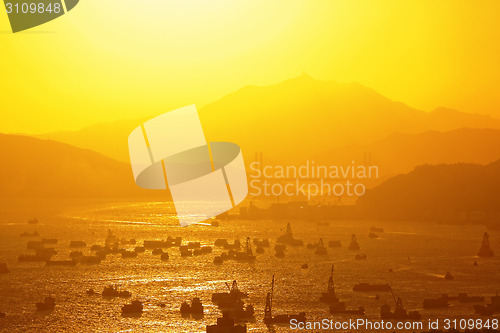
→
(0, 201, 498, 332)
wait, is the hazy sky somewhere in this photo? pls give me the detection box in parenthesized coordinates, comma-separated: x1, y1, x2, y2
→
(1, 0, 499, 133)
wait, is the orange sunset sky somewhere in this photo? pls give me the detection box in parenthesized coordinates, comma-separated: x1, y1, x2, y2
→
(1, 0, 500, 134)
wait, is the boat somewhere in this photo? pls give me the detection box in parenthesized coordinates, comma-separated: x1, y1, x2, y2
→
(152, 248, 163, 255)
(102, 285, 131, 298)
(41, 238, 58, 245)
(275, 249, 285, 257)
(70, 241, 86, 247)
(211, 220, 220, 227)
(206, 312, 247, 333)
(180, 297, 204, 315)
(381, 289, 420, 320)
(18, 254, 51, 262)
(370, 226, 384, 233)
(458, 293, 484, 303)
(193, 247, 212, 256)
(478, 232, 494, 257)
(36, 297, 56, 311)
(301, 263, 308, 269)
(121, 250, 138, 258)
(355, 254, 367, 260)
(348, 234, 360, 251)
(314, 239, 327, 255)
(0, 263, 8, 274)
(214, 239, 229, 247)
(20, 231, 39, 237)
(320, 265, 340, 304)
(444, 271, 454, 280)
(234, 238, 256, 261)
(368, 232, 379, 239)
(161, 253, 169, 261)
(474, 293, 500, 315)
(423, 295, 448, 308)
(213, 256, 223, 265)
(121, 300, 143, 314)
(264, 275, 306, 325)
(46, 260, 76, 266)
(353, 283, 391, 292)
(28, 218, 38, 225)
(134, 246, 146, 253)
(212, 281, 248, 303)
(276, 223, 303, 246)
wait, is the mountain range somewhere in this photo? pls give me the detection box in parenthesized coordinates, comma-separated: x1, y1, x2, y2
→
(36, 75, 500, 166)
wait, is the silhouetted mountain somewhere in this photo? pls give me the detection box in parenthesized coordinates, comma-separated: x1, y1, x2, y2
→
(356, 159, 500, 221)
(314, 128, 500, 182)
(0, 134, 148, 198)
(36, 75, 500, 163)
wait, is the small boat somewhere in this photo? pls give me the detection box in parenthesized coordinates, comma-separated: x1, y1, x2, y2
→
(180, 297, 204, 314)
(474, 294, 500, 315)
(355, 254, 367, 260)
(301, 263, 308, 269)
(206, 312, 247, 333)
(353, 283, 391, 292)
(134, 246, 146, 253)
(211, 220, 220, 227)
(348, 234, 360, 251)
(264, 275, 306, 325)
(370, 226, 384, 233)
(444, 272, 454, 280)
(121, 250, 138, 258)
(380, 288, 420, 320)
(46, 260, 76, 266)
(275, 249, 285, 257)
(276, 223, 303, 246)
(458, 293, 484, 303)
(368, 232, 379, 239)
(102, 285, 131, 298)
(423, 295, 448, 308)
(20, 231, 39, 237)
(212, 281, 248, 303)
(234, 238, 256, 261)
(213, 256, 223, 265)
(28, 218, 38, 225)
(36, 297, 56, 311)
(41, 238, 58, 244)
(478, 232, 494, 257)
(121, 300, 143, 314)
(152, 248, 163, 255)
(161, 253, 169, 261)
(314, 239, 327, 255)
(214, 239, 229, 247)
(70, 241, 86, 248)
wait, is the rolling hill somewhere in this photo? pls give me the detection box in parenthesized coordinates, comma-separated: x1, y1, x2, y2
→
(0, 134, 150, 198)
(36, 74, 500, 165)
(356, 159, 500, 221)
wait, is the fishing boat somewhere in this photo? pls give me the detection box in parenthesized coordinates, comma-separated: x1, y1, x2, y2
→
(380, 288, 420, 320)
(212, 281, 248, 303)
(348, 234, 360, 251)
(423, 295, 448, 308)
(36, 297, 56, 311)
(314, 238, 327, 255)
(206, 312, 247, 333)
(478, 232, 494, 257)
(276, 223, 303, 246)
(264, 275, 306, 325)
(121, 300, 143, 314)
(102, 285, 131, 298)
(353, 283, 391, 292)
